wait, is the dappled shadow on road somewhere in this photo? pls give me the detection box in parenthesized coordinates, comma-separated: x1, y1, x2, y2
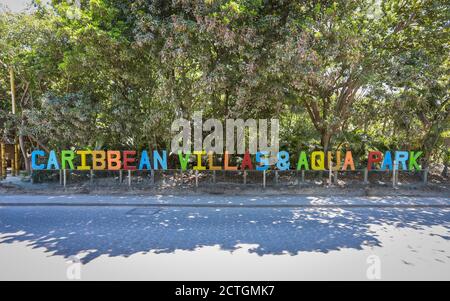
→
(0, 205, 449, 263)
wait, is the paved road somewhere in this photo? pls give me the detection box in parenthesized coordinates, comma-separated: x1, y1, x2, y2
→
(0, 194, 449, 280)
(0, 194, 449, 206)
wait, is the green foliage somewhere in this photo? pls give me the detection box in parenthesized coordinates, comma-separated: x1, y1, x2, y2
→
(0, 0, 448, 166)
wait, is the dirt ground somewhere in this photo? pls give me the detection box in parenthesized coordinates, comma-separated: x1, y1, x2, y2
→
(1, 171, 448, 198)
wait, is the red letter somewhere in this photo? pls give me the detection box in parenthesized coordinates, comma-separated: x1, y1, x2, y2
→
(240, 150, 254, 170)
(123, 151, 136, 170)
(367, 151, 382, 171)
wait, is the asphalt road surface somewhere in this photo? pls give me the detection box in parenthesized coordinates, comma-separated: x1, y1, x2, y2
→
(0, 194, 449, 280)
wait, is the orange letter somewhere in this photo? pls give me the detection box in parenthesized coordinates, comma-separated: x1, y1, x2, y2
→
(342, 151, 355, 171)
(92, 151, 106, 170)
(224, 151, 238, 170)
(107, 151, 121, 170)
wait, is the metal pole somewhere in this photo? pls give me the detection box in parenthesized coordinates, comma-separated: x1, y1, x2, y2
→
(423, 168, 428, 185)
(243, 170, 247, 185)
(301, 170, 305, 183)
(119, 169, 123, 183)
(363, 168, 368, 184)
(263, 170, 266, 189)
(395, 160, 398, 187)
(328, 162, 332, 187)
(213, 170, 216, 184)
(63, 169, 67, 188)
(275, 170, 278, 185)
(396, 165, 399, 184)
(151, 169, 155, 185)
(59, 169, 63, 186)
(90, 169, 94, 185)
(195, 170, 199, 188)
(334, 168, 338, 184)
(128, 170, 131, 187)
(392, 160, 397, 188)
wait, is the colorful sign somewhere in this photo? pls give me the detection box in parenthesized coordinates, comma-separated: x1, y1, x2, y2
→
(30, 150, 423, 171)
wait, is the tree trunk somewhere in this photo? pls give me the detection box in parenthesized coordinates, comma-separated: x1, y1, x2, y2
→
(9, 67, 28, 173)
(0, 143, 6, 179)
(420, 123, 442, 169)
(321, 131, 331, 153)
(19, 135, 30, 172)
(321, 131, 332, 169)
(14, 143, 20, 176)
(10, 67, 16, 114)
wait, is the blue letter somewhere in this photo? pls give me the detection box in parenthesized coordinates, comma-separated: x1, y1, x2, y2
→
(276, 151, 290, 170)
(381, 151, 393, 171)
(153, 150, 167, 170)
(31, 150, 45, 170)
(395, 151, 409, 170)
(46, 150, 60, 170)
(138, 150, 152, 170)
(256, 151, 269, 171)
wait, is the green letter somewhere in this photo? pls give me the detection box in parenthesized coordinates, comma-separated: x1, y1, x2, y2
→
(296, 152, 309, 170)
(409, 151, 422, 171)
(178, 151, 191, 171)
(61, 150, 75, 170)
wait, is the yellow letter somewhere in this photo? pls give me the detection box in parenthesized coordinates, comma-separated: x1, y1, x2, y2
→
(208, 152, 221, 170)
(311, 151, 324, 170)
(327, 151, 341, 170)
(76, 150, 91, 170)
(193, 151, 206, 170)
